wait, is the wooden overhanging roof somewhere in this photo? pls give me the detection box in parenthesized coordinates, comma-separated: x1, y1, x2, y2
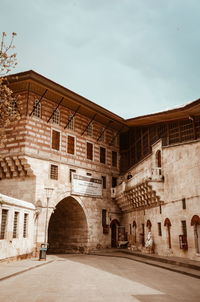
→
(7, 70, 126, 132)
(7, 70, 200, 129)
(126, 99, 200, 127)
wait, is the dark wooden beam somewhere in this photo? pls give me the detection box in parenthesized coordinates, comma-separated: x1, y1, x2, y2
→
(47, 97, 64, 123)
(81, 113, 97, 136)
(97, 120, 112, 142)
(64, 105, 80, 129)
(29, 89, 48, 116)
(109, 125, 124, 146)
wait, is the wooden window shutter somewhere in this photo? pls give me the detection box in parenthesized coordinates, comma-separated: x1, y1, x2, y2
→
(100, 147, 106, 164)
(67, 136, 75, 154)
(87, 142, 93, 160)
(52, 130, 60, 150)
(112, 151, 117, 167)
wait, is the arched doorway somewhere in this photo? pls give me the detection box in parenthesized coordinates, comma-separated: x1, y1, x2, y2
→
(191, 215, 200, 253)
(133, 221, 137, 244)
(164, 218, 172, 249)
(110, 219, 120, 248)
(48, 196, 88, 253)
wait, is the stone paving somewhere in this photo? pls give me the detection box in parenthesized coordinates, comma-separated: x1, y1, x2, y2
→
(0, 254, 200, 301)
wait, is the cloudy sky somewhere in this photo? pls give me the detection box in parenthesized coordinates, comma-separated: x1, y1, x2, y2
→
(1, 0, 200, 118)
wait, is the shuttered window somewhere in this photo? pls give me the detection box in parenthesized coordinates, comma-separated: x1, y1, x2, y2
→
(0, 209, 8, 239)
(23, 213, 28, 238)
(13, 212, 19, 238)
(100, 147, 106, 164)
(112, 151, 117, 167)
(67, 135, 75, 155)
(87, 142, 93, 160)
(51, 130, 60, 150)
(50, 165, 58, 180)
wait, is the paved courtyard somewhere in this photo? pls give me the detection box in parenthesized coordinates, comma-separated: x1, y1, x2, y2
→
(0, 254, 199, 302)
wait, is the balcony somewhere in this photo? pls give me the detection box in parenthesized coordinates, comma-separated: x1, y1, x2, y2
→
(111, 167, 164, 212)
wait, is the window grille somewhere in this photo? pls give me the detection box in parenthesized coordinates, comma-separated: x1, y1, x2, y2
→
(32, 99, 41, 118)
(66, 114, 74, 130)
(112, 151, 117, 167)
(67, 135, 75, 155)
(23, 213, 28, 238)
(0, 209, 8, 239)
(51, 130, 60, 150)
(86, 142, 93, 160)
(100, 147, 106, 164)
(52, 109, 60, 124)
(182, 198, 186, 209)
(50, 164, 58, 180)
(158, 222, 162, 236)
(10, 100, 17, 115)
(13, 212, 19, 238)
(181, 220, 187, 236)
(86, 123, 93, 136)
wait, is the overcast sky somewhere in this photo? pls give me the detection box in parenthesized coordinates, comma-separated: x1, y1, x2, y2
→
(1, 0, 200, 118)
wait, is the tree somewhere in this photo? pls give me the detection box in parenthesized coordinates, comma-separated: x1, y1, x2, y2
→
(0, 32, 20, 144)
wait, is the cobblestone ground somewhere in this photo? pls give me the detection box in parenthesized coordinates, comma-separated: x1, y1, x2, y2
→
(0, 254, 199, 302)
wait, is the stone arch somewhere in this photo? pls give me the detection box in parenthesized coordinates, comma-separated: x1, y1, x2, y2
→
(164, 218, 172, 249)
(191, 215, 200, 253)
(48, 195, 88, 253)
(146, 219, 152, 231)
(156, 150, 162, 168)
(191, 215, 200, 226)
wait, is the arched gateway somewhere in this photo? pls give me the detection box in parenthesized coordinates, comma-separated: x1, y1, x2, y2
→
(48, 196, 88, 253)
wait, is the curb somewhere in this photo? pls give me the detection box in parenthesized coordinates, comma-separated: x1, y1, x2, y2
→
(0, 259, 55, 282)
(89, 252, 200, 279)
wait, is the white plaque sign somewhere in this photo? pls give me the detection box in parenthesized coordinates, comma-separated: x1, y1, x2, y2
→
(72, 174, 102, 197)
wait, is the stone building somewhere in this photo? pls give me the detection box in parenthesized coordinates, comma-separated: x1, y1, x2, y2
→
(0, 70, 200, 261)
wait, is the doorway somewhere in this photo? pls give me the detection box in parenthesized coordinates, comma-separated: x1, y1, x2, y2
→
(48, 196, 88, 253)
(110, 219, 120, 248)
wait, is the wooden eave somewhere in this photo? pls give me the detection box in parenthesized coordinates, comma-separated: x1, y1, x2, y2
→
(126, 99, 200, 127)
(7, 70, 200, 129)
(7, 70, 127, 131)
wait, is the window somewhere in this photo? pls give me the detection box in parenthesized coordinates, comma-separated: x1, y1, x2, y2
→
(86, 142, 93, 160)
(182, 198, 186, 209)
(23, 213, 28, 238)
(10, 100, 17, 115)
(99, 128, 105, 142)
(181, 220, 187, 237)
(112, 151, 117, 167)
(50, 164, 58, 180)
(52, 109, 60, 124)
(13, 211, 19, 238)
(66, 114, 74, 130)
(112, 177, 117, 188)
(67, 135, 75, 155)
(69, 169, 76, 182)
(51, 130, 60, 150)
(102, 176, 106, 189)
(86, 123, 93, 137)
(32, 99, 41, 118)
(158, 222, 162, 236)
(100, 147, 106, 164)
(0, 209, 8, 239)
(102, 209, 107, 227)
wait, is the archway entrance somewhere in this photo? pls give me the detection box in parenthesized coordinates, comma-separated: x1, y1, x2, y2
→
(110, 219, 120, 248)
(48, 196, 88, 253)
